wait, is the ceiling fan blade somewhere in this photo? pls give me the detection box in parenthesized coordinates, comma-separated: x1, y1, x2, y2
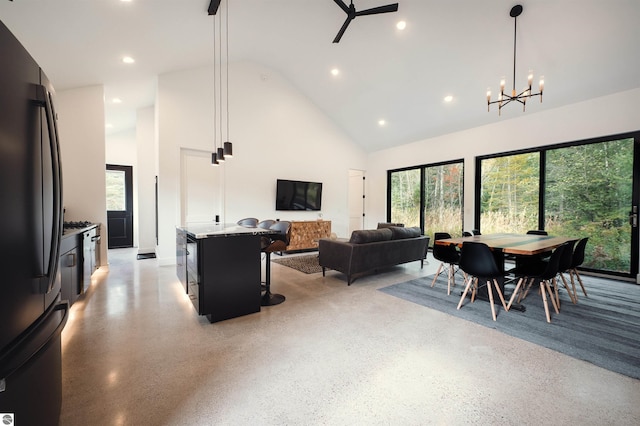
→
(333, 0, 351, 15)
(333, 16, 353, 43)
(207, 0, 221, 15)
(355, 3, 399, 17)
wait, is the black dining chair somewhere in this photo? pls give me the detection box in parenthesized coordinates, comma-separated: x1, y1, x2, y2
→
(456, 241, 509, 321)
(507, 244, 566, 323)
(567, 237, 589, 299)
(260, 221, 291, 306)
(556, 239, 578, 304)
(431, 232, 462, 295)
(508, 230, 550, 269)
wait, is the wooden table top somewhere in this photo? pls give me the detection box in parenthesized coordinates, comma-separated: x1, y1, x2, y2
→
(435, 233, 576, 256)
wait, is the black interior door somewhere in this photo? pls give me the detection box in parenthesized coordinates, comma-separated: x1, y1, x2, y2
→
(106, 164, 133, 249)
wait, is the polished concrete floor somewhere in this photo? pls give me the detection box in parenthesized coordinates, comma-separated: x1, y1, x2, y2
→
(60, 248, 640, 425)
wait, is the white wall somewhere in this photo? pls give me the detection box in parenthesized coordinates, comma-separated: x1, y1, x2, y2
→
(56, 85, 108, 266)
(105, 128, 136, 166)
(136, 106, 157, 255)
(155, 61, 366, 264)
(366, 88, 640, 275)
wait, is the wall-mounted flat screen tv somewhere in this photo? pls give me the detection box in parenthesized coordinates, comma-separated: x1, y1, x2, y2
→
(275, 179, 323, 211)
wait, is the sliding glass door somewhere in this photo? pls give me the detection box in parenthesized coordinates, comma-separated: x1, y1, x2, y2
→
(388, 160, 464, 242)
(477, 132, 639, 277)
(545, 139, 635, 274)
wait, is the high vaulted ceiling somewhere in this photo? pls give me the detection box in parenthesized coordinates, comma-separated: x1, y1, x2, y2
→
(1, 0, 638, 152)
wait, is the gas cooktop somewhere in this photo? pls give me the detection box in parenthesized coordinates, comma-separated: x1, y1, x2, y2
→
(63, 221, 94, 229)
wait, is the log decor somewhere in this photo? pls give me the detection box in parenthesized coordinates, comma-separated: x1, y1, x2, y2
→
(286, 220, 331, 252)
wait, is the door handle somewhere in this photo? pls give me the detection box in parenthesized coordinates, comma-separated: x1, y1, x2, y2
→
(35, 84, 63, 294)
(630, 206, 638, 228)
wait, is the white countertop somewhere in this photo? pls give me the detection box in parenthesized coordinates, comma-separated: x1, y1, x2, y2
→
(177, 223, 275, 239)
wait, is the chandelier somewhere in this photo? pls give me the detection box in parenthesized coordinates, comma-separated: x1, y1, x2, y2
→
(209, 0, 233, 165)
(487, 5, 543, 115)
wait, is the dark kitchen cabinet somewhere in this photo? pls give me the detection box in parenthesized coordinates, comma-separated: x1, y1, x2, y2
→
(59, 234, 81, 306)
(176, 227, 187, 292)
(60, 224, 100, 306)
(81, 225, 100, 293)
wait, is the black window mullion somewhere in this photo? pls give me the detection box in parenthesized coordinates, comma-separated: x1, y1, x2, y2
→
(419, 167, 426, 234)
(539, 150, 546, 231)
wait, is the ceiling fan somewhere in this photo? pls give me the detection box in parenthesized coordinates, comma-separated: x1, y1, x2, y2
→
(332, 0, 399, 43)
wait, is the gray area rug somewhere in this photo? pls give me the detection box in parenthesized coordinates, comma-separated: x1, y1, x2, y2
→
(272, 254, 323, 274)
(379, 273, 640, 380)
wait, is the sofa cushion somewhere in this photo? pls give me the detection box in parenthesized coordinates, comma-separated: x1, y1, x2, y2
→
(349, 228, 393, 244)
(389, 226, 422, 240)
(377, 222, 404, 229)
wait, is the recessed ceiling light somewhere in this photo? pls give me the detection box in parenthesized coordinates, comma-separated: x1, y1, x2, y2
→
(378, 119, 387, 127)
(396, 21, 407, 30)
(330, 68, 340, 76)
(105, 123, 113, 129)
(444, 95, 454, 103)
(122, 56, 135, 64)
(112, 98, 122, 104)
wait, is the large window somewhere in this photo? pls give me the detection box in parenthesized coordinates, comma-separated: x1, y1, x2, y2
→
(479, 152, 539, 234)
(423, 162, 464, 239)
(388, 160, 464, 242)
(389, 168, 421, 228)
(477, 134, 638, 277)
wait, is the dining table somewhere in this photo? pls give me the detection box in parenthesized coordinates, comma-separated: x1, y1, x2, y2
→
(435, 233, 575, 257)
(434, 232, 577, 310)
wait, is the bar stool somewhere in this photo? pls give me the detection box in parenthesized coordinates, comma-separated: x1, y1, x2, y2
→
(237, 217, 258, 227)
(261, 221, 291, 306)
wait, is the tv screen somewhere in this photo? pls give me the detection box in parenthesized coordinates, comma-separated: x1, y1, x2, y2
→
(275, 179, 323, 211)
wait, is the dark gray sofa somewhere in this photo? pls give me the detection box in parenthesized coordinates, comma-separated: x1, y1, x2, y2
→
(318, 226, 430, 285)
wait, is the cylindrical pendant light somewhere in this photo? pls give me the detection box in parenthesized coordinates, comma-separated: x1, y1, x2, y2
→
(217, 147, 225, 162)
(211, 152, 219, 166)
(223, 141, 233, 158)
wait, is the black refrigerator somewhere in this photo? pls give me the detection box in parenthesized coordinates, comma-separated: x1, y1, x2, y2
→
(0, 19, 68, 426)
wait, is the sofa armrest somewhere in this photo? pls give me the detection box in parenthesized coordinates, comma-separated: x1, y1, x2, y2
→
(318, 238, 354, 275)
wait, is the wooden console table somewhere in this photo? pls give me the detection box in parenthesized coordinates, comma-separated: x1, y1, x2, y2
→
(286, 220, 331, 252)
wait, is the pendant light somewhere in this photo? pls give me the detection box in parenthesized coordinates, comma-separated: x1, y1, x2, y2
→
(211, 5, 220, 166)
(222, 0, 233, 158)
(208, 0, 232, 164)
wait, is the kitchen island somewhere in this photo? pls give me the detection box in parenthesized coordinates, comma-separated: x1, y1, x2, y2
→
(176, 223, 275, 323)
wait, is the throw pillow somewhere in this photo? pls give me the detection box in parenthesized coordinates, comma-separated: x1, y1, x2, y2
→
(349, 228, 393, 244)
